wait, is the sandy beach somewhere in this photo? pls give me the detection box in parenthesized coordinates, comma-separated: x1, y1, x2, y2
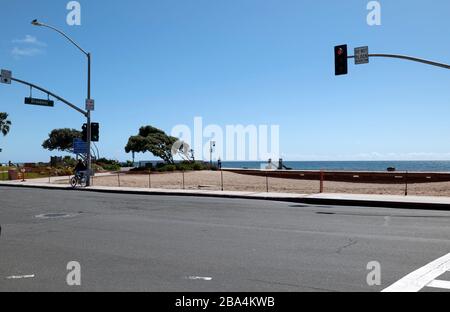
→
(87, 170, 450, 197)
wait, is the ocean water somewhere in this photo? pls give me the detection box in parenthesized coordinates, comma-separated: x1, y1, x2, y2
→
(221, 161, 450, 172)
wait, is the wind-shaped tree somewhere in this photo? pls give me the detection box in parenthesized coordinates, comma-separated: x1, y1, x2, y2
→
(42, 128, 82, 153)
(0, 112, 11, 136)
(125, 126, 178, 164)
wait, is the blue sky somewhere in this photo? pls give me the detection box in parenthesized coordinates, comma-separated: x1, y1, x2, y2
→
(1, 0, 449, 163)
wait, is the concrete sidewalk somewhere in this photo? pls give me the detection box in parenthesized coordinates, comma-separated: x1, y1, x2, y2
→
(1, 179, 450, 210)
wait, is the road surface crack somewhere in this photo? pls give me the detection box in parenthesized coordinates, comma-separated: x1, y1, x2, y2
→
(248, 278, 337, 292)
(336, 238, 358, 254)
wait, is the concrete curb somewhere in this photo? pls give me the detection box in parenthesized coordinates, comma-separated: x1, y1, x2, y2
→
(2, 182, 450, 211)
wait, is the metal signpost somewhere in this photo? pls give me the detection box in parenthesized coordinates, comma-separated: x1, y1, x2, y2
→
(210, 141, 216, 167)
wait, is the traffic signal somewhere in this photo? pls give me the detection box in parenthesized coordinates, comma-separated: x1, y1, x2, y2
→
(91, 123, 99, 142)
(81, 123, 99, 142)
(334, 45, 348, 76)
(81, 123, 87, 142)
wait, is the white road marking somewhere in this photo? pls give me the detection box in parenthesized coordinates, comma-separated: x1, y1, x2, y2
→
(187, 276, 213, 281)
(383, 253, 450, 292)
(6, 274, 35, 280)
(427, 280, 450, 290)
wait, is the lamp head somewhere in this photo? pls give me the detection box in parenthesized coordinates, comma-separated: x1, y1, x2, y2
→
(31, 19, 43, 26)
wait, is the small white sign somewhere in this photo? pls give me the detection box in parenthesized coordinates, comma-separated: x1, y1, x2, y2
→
(355, 46, 369, 65)
(1, 69, 12, 84)
(85, 99, 95, 111)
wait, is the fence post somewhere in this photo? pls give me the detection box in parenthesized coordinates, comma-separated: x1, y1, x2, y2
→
(148, 170, 152, 189)
(405, 171, 408, 196)
(182, 170, 185, 190)
(221, 169, 224, 191)
(117, 173, 121, 187)
(266, 171, 269, 193)
(320, 171, 324, 193)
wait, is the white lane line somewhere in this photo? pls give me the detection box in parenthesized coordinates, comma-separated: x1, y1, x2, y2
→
(6, 274, 35, 280)
(383, 253, 450, 292)
(187, 276, 213, 281)
(427, 280, 450, 290)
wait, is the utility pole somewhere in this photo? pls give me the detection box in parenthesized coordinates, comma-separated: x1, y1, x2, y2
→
(210, 141, 216, 167)
(32, 20, 94, 186)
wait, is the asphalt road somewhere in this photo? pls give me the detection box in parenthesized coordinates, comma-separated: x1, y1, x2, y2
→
(1, 186, 450, 292)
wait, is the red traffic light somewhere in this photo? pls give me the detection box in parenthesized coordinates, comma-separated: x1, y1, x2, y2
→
(334, 45, 348, 76)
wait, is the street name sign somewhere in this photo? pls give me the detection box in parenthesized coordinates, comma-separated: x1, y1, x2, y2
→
(1, 69, 12, 84)
(24, 97, 54, 107)
(73, 138, 88, 154)
(354, 46, 369, 65)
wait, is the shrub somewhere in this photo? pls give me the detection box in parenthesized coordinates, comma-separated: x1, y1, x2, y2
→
(165, 165, 177, 172)
(63, 156, 77, 167)
(102, 164, 121, 171)
(97, 158, 118, 165)
(96, 158, 121, 171)
(157, 167, 167, 172)
(193, 163, 203, 171)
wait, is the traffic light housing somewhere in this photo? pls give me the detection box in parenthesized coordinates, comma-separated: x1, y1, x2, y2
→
(82, 123, 87, 142)
(81, 123, 99, 142)
(91, 123, 99, 142)
(334, 45, 348, 76)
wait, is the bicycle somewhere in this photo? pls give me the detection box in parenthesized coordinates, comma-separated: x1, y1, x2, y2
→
(70, 172, 88, 188)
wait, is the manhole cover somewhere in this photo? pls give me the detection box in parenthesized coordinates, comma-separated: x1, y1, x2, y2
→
(35, 213, 78, 219)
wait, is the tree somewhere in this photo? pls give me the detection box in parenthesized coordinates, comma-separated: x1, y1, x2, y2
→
(0, 112, 11, 136)
(125, 126, 178, 164)
(42, 128, 82, 153)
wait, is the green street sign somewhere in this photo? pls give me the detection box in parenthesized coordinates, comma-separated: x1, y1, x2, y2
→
(24, 97, 54, 107)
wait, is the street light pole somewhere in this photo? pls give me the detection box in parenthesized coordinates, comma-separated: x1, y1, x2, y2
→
(210, 141, 216, 167)
(32, 19, 93, 186)
(86, 52, 92, 186)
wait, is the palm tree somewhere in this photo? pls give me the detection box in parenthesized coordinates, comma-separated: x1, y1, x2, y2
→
(0, 112, 12, 136)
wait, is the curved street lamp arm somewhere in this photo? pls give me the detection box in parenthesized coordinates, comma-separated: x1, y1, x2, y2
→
(38, 23, 89, 57)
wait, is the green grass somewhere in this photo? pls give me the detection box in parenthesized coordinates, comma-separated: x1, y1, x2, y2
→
(0, 171, 9, 181)
(0, 169, 51, 181)
(24, 172, 50, 179)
